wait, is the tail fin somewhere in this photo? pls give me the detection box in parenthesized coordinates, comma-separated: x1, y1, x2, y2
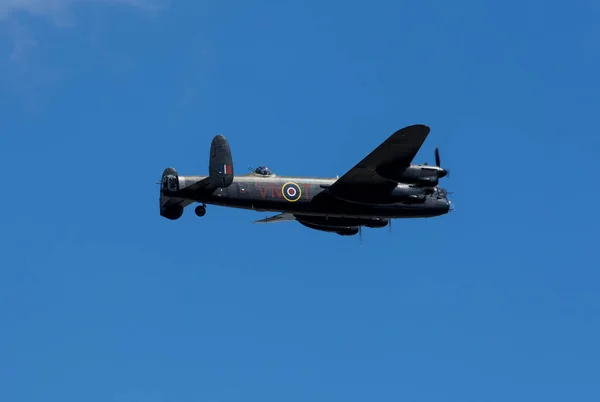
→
(208, 134, 234, 188)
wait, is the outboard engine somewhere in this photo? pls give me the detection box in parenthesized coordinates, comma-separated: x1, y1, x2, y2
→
(296, 219, 360, 236)
(365, 218, 389, 228)
(336, 227, 360, 236)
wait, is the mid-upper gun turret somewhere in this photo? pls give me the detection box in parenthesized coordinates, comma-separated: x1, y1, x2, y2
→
(250, 166, 275, 176)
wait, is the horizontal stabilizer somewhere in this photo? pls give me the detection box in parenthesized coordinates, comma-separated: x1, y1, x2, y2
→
(209, 134, 234, 188)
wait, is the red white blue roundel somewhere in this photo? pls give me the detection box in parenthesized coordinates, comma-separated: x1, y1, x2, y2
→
(282, 182, 302, 202)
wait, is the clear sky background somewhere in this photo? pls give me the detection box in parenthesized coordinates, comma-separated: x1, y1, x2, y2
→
(1, 1, 599, 401)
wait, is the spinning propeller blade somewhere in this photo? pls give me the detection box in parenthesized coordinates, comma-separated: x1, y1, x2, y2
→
(434, 146, 449, 178)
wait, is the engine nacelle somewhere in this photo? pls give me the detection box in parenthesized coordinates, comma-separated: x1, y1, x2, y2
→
(295, 215, 385, 228)
(377, 165, 444, 187)
(365, 218, 389, 228)
(389, 185, 428, 203)
(336, 227, 359, 236)
(297, 220, 360, 236)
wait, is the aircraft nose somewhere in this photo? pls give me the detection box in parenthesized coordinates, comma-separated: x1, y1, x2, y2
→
(438, 168, 447, 178)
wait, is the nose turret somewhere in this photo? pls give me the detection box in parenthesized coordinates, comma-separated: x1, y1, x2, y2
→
(431, 190, 452, 214)
(428, 197, 452, 216)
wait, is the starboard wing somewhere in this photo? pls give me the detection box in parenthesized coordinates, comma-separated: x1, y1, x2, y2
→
(328, 124, 430, 194)
(252, 213, 296, 224)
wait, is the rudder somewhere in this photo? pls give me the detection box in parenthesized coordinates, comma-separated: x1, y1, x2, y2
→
(209, 134, 234, 188)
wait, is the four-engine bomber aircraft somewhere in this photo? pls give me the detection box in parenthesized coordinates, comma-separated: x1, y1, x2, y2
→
(159, 124, 453, 236)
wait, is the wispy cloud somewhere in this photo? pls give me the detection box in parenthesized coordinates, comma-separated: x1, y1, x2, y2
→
(4, 17, 37, 62)
(0, 0, 166, 62)
(0, 0, 164, 20)
(0, 0, 168, 110)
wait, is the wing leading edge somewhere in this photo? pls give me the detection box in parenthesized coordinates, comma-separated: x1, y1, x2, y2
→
(328, 124, 430, 195)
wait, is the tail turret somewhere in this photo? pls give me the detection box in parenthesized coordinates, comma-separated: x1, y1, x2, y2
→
(158, 133, 234, 221)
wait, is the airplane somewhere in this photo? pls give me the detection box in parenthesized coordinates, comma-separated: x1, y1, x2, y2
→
(159, 124, 453, 237)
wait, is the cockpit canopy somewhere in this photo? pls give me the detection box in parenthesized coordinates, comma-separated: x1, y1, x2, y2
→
(254, 166, 274, 176)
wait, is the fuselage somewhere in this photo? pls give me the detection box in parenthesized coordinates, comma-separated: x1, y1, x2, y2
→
(176, 173, 451, 219)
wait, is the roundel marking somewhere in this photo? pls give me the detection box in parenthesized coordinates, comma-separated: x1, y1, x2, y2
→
(282, 182, 302, 202)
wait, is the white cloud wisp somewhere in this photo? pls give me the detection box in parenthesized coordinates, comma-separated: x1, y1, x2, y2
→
(0, 0, 165, 62)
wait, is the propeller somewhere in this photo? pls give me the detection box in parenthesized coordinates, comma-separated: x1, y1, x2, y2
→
(434, 146, 449, 178)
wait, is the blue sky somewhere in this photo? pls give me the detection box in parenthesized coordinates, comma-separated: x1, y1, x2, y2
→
(1, 0, 599, 401)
